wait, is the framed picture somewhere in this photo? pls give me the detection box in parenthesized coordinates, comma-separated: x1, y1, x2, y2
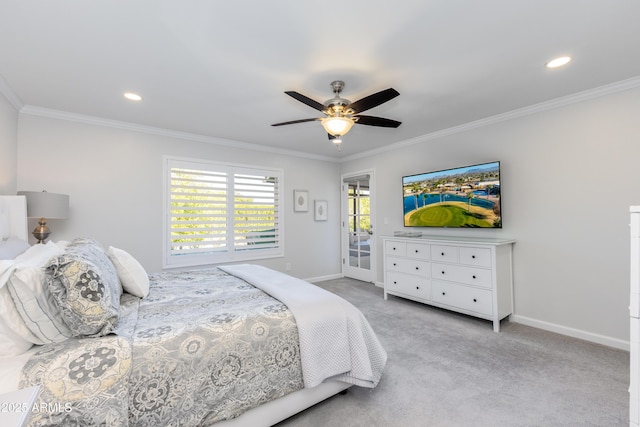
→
(314, 200, 328, 221)
(293, 190, 308, 212)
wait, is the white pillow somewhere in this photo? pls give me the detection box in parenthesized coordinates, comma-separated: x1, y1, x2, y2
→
(7, 266, 72, 344)
(0, 259, 15, 291)
(0, 237, 31, 260)
(107, 246, 149, 298)
(0, 315, 33, 358)
(0, 286, 37, 355)
(0, 241, 67, 350)
(14, 241, 64, 266)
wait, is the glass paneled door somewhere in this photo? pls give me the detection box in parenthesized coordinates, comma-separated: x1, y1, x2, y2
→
(342, 172, 375, 282)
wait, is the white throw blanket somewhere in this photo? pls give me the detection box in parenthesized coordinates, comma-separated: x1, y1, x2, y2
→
(219, 264, 387, 389)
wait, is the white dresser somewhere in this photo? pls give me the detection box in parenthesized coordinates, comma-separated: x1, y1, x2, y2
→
(630, 206, 640, 426)
(382, 235, 515, 332)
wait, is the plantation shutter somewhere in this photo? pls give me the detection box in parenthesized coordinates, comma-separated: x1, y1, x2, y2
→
(164, 157, 283, 267)
(233, 171, 279, 250)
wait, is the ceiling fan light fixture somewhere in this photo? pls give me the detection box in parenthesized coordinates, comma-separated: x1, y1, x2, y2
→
(331, 136, 343, 152)
(321, 116, 355, 136)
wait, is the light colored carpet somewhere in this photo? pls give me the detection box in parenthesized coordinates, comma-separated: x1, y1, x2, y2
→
(276, 277, 629, 427)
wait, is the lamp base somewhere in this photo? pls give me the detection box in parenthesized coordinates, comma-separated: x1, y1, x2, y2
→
(32, 218, 51, 244)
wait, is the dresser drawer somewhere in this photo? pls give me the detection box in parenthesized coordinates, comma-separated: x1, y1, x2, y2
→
(406, 242, 430, 260)
(432, 281, 493, 316)
(459, 246, 492, 267)
(432, 263, 492, 288)
(386, 257, 430, 277)
(385, 240, 407, 257)
(431, 244, 458, 263)
(386, 271, 431, 300)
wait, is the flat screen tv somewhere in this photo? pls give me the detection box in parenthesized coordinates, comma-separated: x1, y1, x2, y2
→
(402, 161, 502, 228)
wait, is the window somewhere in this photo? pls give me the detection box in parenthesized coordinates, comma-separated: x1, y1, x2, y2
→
(163, 157, 283, 268)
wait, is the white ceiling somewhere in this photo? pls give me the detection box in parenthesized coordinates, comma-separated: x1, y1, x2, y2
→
(1, 1, 639, 160)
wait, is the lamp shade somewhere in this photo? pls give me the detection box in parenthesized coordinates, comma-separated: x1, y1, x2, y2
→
(17, 191, 69, 219)
(321, 116, 355, 136)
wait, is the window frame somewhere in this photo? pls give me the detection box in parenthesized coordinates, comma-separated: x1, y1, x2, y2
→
(163, 156, 284, 268)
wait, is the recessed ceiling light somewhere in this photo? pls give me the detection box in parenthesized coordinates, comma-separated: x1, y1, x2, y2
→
(546, 56, 572, 68)
(124, 92, 142, 101)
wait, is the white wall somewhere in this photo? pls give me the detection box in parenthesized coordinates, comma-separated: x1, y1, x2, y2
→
(0, 91, 18, 194)
(16, 114, 342, 280)
(341, 86, 640, 346)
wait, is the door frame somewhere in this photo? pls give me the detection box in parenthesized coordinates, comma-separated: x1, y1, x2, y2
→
(341, 168, 376, 283)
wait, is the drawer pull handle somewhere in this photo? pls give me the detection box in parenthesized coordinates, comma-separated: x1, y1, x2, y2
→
(415, 250, 419, 253)
(415, 267, 419, 270)
(472, 275, 476, 279)
(442, 292, 446, 296)
(473, 298, 477, 302)
(393, 263, 397, 266)
(441, 271, 445, 275)
(393, 281, 397, 285)
(472, 255, 476, 259)
(441, 252, 445, 256)
(416, 286, 419, 290)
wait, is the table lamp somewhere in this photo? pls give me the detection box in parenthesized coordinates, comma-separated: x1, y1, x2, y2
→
(17, 191, 69, 244)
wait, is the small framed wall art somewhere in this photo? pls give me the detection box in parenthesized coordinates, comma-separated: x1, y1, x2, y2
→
(293, 190, 308, 212)
(314, 200, 328, 221)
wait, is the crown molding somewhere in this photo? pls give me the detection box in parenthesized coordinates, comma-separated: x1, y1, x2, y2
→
(341, 76, 640, 162)
(18, 105, 338, 163)
(16, 75, 640, 164)
(0, 74, 23, 111)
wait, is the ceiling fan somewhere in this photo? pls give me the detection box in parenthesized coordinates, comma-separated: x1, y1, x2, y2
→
(271, 80, 401, 148)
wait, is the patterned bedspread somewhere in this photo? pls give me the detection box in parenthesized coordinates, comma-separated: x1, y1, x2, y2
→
(20, 268, 304, 426)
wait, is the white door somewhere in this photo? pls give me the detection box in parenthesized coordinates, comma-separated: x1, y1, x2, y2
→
(342, 171, 375, 282)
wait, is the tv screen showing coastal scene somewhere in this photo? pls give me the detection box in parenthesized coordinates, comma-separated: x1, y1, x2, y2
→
(403, 161, 502, 228)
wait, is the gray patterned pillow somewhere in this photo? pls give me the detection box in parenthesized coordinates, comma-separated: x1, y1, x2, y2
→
(45, 238, 122, 337)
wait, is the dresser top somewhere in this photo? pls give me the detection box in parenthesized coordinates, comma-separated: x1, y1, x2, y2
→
(381, 234, 515, 246)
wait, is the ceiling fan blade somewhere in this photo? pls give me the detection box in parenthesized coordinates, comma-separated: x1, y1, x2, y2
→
(354, 115, 402, 128)
(271, 118, 321, 127)
(285, 91, 326, 112)
(347, 88, 400, 114)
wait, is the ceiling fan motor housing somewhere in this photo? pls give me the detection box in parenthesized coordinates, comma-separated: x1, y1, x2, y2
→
(324, 80, 351, 113)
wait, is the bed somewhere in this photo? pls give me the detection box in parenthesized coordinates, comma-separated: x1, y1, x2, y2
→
(0, 195, 387, 426)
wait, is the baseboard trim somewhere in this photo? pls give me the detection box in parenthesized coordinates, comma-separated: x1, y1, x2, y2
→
(305, 273, 343, 283)
(512, 315, 629, 351)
